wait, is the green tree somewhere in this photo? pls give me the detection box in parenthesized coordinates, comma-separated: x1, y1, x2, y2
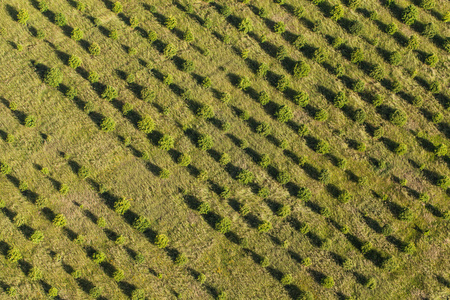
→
(402, 5, 418, 25)
(330, 5, 345, 21)
(114, 198, 131, 215)
(165, 16, 177, 30)
(138, 115, 155, 133)
(293, 61, 310, 78)
(17, 9, 29, 25)
(154, 234, 169, 248)
(71, 28, 84, 41)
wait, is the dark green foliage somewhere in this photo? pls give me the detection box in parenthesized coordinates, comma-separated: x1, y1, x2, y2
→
(101, 86, 118, 101)
(28, 267, 42, 281)
(394, 143, 407, 155)
(140, 88, 155, 103)
(402, 5, 418, 25)
(259, 154, 270, 168)
(390, 109, 408, 126)
(197, 134, 213, 150)
(138, 115, 155, 133)
(17, 9, 29, 25)
(382, 256, 399, 272)
(165, 16, 177, 30)
(215, 217, 231, 233)
(372, 94, 384, 107)
(365, 277, 377, 290)
(299, 223, 310, 234)
(44, 68, 63, 87)
(274, 22, 286, 34)
(334, 91, 347, 108)
(201, 77, 212, 88)
(54, 13, 67, 26)
(402, 242, 416, 254)
(238, 18, 253, 34)
(294, 90, 309, 106)
(334, 63, 345, 77)
(197, 202, 211, 215)
(293, 61, 310, 78)
(183, 29, 194, 43)
(382, 224, 393, 236)
(391, 80, 402, 93)
(277, 171, 291, 184)
(275, 105, 293, 123)
(422, 23, 437, 39)
(330, 5, 345, 21)
(420, 0, 435, 9)
(256, 122, 272, 136)
(89, 43, 101, 56)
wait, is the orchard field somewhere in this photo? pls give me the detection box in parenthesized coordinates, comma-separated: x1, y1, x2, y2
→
(0, 0, 449, 299)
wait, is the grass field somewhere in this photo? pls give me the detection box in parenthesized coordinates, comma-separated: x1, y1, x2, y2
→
(0, 0, 449, 299)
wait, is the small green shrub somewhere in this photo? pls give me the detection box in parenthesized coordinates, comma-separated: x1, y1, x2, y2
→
(52, 214, 67, 227)
(114, 198, 131, 215)
(386, 22, 398, 35)
(177, 153, 191, 166)
(54, 13, 67, 26)
(276, 75, 290, 91)
(277, 171, 291, 185)
(422, 22, 437, 38)
(425, 53, 439, 67)
(133, 216, 150, 232)
(71, 28, 84, 41)
(297, 124, 309, 137)
(175, 253, 189, 266)
(276, 205, 291, 218)
(390, 109, 408, 126)
(100, 117, 116, 132)
(158, 135, 174, 151)
(280, 274, 293, 285)
(313, 47, 327, 63)
(338, 189, 352, 203)
(274, 21, 286, 34)
(349, 20, 363, 35)
(238, 76, 251, 90)
(154, 234, 169, 248)
(350, 47, 364, 64)
(321, 276, 335, 288)
(17, 9, 29, 25)
(44, 68, 63, 87)
(236, 170, 254, 185)
(30, 230, 44, 244)
(394, 143, 407, 155)
(330, 5, 345, 21)
(197, 134, 213, 150)
(256, 122, 272, 136)
(238, 18, 253, 33)
(407, 35, 420, 50)
(28, 267, 43, 281)
(38, 0, 49, 12)
(370, 64, 384, 81)
(437, 175, 450, 189)
(137, 115, 155, 133)
(68, 55, 82, 69)
(432, 112, 443, 123)
(333, 91, 347, 108)
(163, 43, 177, 59)
(402, 5, 418, 25)
(258, 221, 272, 233)
(389, 51, 402, 66)
(297, 187, 312, 201)
(215, 217, 231, 233)
(402, 242, 416, 254)
(89, 43, 101, 56)
(293, 35, 307, 50)
(112, 1, 123, 13)
(275, 105, 293, 123)
(293, 61, 310, 78)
